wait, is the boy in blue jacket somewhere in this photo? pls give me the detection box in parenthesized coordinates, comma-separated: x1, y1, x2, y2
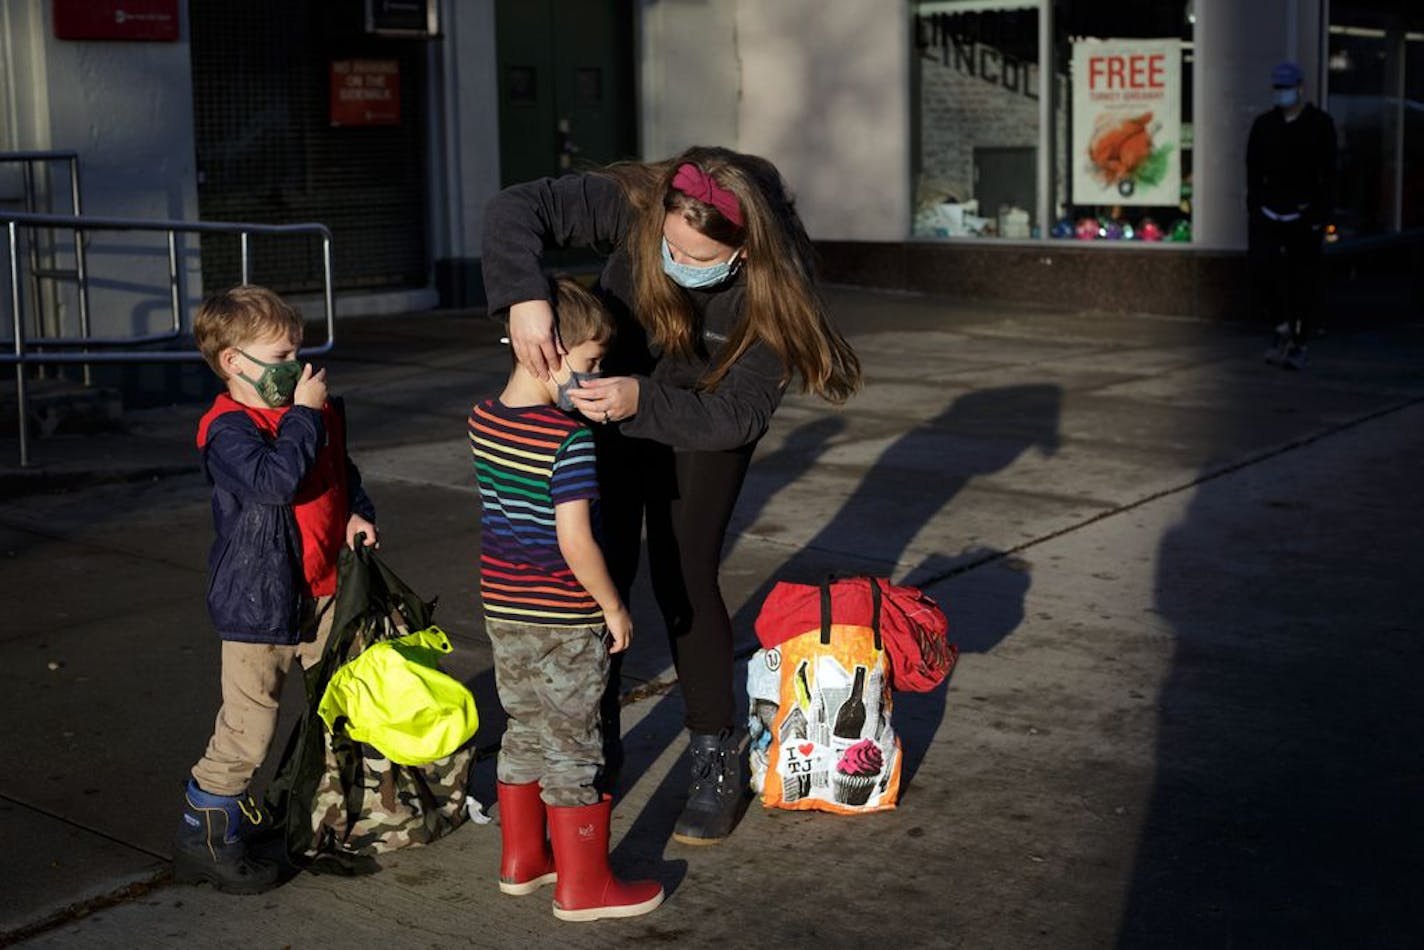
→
(175, 285, 377, 893)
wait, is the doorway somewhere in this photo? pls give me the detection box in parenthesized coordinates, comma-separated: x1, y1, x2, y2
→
(495, 0, 638, 186)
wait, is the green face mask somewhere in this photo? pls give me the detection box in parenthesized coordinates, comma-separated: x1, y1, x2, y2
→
(236, 349, 304, 407)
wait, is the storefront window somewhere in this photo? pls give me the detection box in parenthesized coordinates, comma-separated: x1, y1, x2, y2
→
(911, 0, 1193, 244)
(912, 1, 1042, 239)
(1050, 0, 1193, 243)
(1326, 2, 1424, 238)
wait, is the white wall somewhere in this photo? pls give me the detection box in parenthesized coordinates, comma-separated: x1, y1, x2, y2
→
(636, 0, 907, 242)
(637, 0, 740, 160)
(2, 0, 201, 338)
(735, 0, 910, 241)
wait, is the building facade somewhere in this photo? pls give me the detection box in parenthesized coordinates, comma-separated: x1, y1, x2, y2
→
(2, 0, 1418, 360)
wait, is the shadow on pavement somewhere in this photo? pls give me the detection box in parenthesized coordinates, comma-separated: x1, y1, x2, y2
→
(1119, 366, 1424, 946)
(613, 384, 1062, 864)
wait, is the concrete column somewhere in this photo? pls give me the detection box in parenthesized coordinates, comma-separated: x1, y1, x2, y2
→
(1193, 0, 1324, 249)
(434, 0, 500, 298)
(1037, 0, 1053, 242)
(433, 0, 495, 258)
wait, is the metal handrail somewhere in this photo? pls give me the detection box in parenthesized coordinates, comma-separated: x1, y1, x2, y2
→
(3, 211, 336, 467)
(2, 151, 91, 373)
(19, 223, 183, 348)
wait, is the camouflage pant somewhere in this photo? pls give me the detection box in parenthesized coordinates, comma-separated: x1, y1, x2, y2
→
(485, 617, 608, 807)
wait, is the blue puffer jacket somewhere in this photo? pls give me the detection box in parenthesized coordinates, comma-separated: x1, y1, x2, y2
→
(198, 396, 374, 644)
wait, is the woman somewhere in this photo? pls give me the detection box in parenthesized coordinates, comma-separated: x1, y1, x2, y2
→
(481, 146, 861, 844)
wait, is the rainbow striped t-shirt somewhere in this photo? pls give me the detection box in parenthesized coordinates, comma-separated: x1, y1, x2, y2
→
(469, 399, 602, 626)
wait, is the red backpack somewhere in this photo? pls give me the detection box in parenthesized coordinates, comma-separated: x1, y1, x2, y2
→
(754, 576, 956, 693)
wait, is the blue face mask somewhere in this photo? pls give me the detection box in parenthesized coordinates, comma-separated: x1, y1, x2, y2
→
(554, 365, 602, 411)
(1273, 88, 1300, 108)
(661, 237, 741, 290)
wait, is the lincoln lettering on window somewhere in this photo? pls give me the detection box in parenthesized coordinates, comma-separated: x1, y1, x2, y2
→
(914, 13, 1039, 101)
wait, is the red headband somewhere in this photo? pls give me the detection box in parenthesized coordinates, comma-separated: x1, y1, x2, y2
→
(671, 163, 743, 228)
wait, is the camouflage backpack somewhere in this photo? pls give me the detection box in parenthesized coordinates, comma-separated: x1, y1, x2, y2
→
(266, 542, 474, 867)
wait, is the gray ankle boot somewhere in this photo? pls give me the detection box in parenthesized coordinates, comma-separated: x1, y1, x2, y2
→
(672, 728, 750, 845)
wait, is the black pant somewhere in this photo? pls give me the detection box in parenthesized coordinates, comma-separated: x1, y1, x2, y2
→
(595, 430, 754, 738)
(1248, 214, 1324, 344)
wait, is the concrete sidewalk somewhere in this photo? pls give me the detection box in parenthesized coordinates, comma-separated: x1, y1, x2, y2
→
(2, 289, 1422, 947)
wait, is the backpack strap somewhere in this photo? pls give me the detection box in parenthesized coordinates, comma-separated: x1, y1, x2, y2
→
(869, 579, 883, 651)
(819, 575, 884, 651)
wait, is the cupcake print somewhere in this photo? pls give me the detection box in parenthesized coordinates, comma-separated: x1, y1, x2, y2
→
(833, 738, 883, 806)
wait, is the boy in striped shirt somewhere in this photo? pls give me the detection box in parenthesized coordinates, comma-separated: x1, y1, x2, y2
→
(470, 277, 662, 921)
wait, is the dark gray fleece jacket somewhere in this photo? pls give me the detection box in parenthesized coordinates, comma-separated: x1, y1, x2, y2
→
(480, 173, 787, 452)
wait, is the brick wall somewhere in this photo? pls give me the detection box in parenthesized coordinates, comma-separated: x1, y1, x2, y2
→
(915, 31, 1071, 226)
(917, 38, 1040, 207)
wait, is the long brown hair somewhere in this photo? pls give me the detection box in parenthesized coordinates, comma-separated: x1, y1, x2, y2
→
(596, 146, 861, 404)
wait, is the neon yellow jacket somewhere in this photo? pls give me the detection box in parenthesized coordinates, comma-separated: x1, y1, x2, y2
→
(318, 626, 478, 765)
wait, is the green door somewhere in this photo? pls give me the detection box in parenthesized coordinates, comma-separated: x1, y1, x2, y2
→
(496, 0, 636, 187)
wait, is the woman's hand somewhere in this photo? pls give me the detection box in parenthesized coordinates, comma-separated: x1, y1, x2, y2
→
(508, 299, 564, 380)
(566, 377, 640, 425)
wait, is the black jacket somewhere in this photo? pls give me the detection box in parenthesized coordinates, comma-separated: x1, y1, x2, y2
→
(1246, 103, 1337, 224)
(481, 173, 787, 452)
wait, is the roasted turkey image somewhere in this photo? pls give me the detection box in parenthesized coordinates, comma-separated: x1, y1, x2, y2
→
(1088, 112, 1154, 184)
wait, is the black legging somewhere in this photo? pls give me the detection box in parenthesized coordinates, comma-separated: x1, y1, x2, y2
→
(595, 431, 754, 736)
(1249, 214, 1325, 344)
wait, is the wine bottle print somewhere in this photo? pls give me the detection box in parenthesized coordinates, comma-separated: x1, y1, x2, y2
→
(833, 665, 868, 741)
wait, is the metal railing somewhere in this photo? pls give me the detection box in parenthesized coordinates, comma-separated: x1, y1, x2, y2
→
(1, 151, 91, 377)
(2, 211, 335, 467)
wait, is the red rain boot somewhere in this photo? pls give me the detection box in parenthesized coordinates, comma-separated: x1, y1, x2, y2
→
(496, 781, 558, 896)
(547, 795, 664, 921)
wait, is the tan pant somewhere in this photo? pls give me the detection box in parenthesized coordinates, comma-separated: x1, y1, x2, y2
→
(191, 596, 334, 796)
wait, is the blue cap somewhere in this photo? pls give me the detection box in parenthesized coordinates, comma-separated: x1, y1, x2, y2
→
(1271, 61, 1303, 87)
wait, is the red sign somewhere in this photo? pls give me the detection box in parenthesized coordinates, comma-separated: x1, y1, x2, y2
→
(330, 60, 402, 127)
(53, 0, 180, 42)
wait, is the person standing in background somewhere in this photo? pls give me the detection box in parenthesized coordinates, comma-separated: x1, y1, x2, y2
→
(1247, 60, 1337, 371)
